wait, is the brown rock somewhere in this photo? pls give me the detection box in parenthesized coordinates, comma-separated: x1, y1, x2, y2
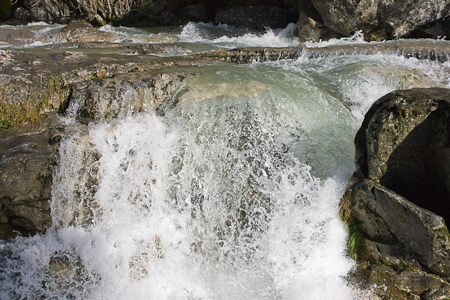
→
(0, 117, 64, 239)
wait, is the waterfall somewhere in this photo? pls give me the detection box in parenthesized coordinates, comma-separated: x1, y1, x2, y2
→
(2, 22, 450, 300)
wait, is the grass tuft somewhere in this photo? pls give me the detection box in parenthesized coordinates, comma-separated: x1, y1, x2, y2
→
(349, 230, 363, 259)
(0, 75, 66, 129)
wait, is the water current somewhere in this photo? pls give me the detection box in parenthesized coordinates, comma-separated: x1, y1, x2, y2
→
(2, 22, 450, 299)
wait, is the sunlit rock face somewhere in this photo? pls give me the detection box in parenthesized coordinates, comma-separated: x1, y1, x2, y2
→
(311, 0, 450, 40)
(341, 88, 450, 299)
(356, 88, 450, 222)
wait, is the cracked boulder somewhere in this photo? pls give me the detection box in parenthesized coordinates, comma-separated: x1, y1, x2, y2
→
(341, 88, 450, 298)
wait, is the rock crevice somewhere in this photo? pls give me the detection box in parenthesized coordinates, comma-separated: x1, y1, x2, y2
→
(342, 88, 450, 299)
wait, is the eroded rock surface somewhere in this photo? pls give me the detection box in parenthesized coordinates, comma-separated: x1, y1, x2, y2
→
(341, 88, 450, 299)
(311, 0, 450, 40)
(355, 88, 450, 221)
(0, 67, 190, 239)
(0, 116, 63, 239)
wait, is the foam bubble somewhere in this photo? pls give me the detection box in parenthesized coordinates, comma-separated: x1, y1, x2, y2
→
(178, 22, 300, 48)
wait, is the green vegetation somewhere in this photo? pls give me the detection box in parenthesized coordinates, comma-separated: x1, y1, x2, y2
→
(89, 60, 110, 80)
(0, 98, 48, 129)
(0, 76, 67, 129)
(0, 85, 47, 129)
(396, 259, 414, 271)
(349, 230, 363, 259)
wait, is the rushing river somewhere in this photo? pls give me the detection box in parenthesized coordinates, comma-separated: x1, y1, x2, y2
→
(2, 21, 450, 299)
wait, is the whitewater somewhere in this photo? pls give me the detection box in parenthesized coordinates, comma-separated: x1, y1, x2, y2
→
(1, 22, 450, 299)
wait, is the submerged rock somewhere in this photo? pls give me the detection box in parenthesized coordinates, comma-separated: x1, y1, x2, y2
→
(342, 88, 450, 298)
(72, 72, 189, 123)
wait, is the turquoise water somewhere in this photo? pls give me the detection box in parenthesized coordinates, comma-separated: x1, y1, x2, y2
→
(1, 22, 450, 299)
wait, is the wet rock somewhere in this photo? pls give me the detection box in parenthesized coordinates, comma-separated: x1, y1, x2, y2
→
(14, 7, 30, 21)
(355, 88, 450, 221)
(71, 72, 189, 123)
(341, 88, 450, 298)
(44, 252, 97, 294)
(179, 4, 210, 23)
(285, 0, 313, 10)
(368, 264, 450, 300)
(294, 8, 342, 42)
(409, 22, 448, 39)
(25, 0, 69, 23)
(51, 20, 122, 43)
(0, 76, 106, 240)
(311, 0, 450, 40)
(0, 116, 64, 239)
(342, 173, 450, 276)
(215, 6, 297, 30)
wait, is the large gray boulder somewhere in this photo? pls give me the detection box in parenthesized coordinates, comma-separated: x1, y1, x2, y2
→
(341, 88, 450, 299)
(355, 88, 450, 222)
(311, 0, 450, 40)
(294, 8, 342, 42)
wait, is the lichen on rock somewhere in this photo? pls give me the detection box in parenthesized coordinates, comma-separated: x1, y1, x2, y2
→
(342, 88, 450, 298)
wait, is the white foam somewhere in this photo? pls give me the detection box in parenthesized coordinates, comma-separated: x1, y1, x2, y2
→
(278, 52, 450, 120)
(179, 22, 300, 48)
(304, 30, 368, 48)
(2, 24, 449, 299)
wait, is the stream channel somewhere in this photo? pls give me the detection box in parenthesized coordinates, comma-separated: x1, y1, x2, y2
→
(2, 21, 450, 299)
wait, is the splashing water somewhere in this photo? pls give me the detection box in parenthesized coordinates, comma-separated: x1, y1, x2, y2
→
(2, 22, 450, 300)
(179, 22, 300, 48)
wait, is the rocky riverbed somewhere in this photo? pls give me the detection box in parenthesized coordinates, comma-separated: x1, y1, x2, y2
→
(3, 18, 450, 299)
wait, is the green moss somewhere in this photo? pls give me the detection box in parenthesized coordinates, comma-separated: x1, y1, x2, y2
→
(436, 223, 450, 241)
(349, 230, 363, 259)
(396, 259, 415, 271)
(48, 75, 61, 87)
(0, 76, 66, 129)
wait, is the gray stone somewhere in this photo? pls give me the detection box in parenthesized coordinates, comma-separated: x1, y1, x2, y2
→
(342, 88, 450, 298)
(294, 8, 342, 42)
(179, 4, 209, 23)
(355, 88, 450, 222)
(14, 7, 30, 21)
(342, 174, 450, 276)
(0, 118, 63, 239)
(25, 0, 69, 23)
(71, 72, 188, 124)
(311, 0, 450, 39)
(367, 264, 450, 299)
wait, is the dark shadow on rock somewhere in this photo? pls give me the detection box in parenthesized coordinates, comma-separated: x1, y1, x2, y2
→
(381, 103, 450, 222)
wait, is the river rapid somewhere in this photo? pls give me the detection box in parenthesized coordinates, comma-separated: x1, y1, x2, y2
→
(1, 22, 450, 299)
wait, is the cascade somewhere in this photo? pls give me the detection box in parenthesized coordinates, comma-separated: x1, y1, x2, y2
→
(1, 22, 450, 299)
